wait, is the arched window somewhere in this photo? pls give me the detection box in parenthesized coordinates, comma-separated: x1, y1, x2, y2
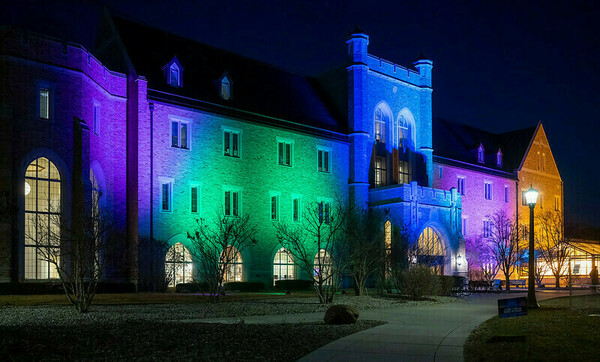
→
(273, 248, 295, 285)
(165, 243, 193, 287)
(313, 249, 332, 285)
(397, 114, 408, 149)
(384, 221, 392, 278)
(24, 157, 61, 279)
(221, 246, 243, 282)
(416, 227, 446, 275)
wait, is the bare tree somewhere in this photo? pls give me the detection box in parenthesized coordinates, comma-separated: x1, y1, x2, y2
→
(536, 209, 570, 288)
(487, 210, 526, 292)
(274, 201, 347, 303)
(465, 236, 500, 287)
(343, 207, 386, 296)
(27, 192, 112, 313)
(187, 212, 257, 301)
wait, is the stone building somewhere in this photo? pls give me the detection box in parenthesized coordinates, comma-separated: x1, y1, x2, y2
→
(2, 14, 563, 291)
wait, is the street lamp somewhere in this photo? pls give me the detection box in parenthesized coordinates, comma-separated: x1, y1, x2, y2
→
(525, 185, 540, 309)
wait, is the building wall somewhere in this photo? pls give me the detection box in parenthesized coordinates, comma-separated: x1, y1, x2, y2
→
(432, 162, 517, 240)
(0, 29, 129, 282)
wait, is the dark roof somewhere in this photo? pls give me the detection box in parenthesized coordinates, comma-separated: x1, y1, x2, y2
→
(107, 17, 344, 133)
(433, 118, 536, 173)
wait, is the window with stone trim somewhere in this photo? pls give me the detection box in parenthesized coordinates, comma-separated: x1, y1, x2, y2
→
(277, 139, 293, 167)
(171, 119, 190, 149)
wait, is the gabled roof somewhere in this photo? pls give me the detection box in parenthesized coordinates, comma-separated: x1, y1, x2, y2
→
(107, 16, 345, 133)
(433, 118, 536, 173)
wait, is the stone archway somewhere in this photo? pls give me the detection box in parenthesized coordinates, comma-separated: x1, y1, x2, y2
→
(415, 226, 449, 275)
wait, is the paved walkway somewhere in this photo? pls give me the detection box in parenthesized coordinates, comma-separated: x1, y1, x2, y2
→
(195, 289, 590, 361)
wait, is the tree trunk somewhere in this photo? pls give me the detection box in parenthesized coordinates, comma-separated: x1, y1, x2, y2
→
(505, 276, 511, 292)
(555, 274, 560, 288)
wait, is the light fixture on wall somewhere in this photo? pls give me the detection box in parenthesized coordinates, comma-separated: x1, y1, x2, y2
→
(24, 182, 30, 196)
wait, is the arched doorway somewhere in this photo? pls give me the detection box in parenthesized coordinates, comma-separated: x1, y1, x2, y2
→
(416, 226, 447, 275)
(273, 247, 295, 285)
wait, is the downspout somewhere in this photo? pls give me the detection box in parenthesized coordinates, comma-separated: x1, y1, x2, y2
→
(149, 103, 154, 243)
(515, 180, 519, 226)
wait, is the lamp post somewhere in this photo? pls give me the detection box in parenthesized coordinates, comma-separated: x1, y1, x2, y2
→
(525, 185, 540, 309)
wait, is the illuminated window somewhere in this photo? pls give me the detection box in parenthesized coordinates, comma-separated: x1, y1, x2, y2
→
(484, 182, 492, 200)
(397, 114, 408, 148)
(165, 243, 193, 287)
(24, 157, 61, 279)
(292, 195, 301, 222)
(313, 249, 332, 285)
(223, 129, 241, 157)
(483, 220, 493, 238)
(417, 227, 446, 275)
(398, 160, 410, 184)
(478, 144, 485, 163)
(221, 75, 231, 100)
(317, 146, 331, 173)
(457, 176, 466, 196)
(278, 139, 293, 166)
(221, 246, 243, 282)
(542, 153, 546, 172)
(554, 196, 560, 211)
(92, 102, 100, 135)
(39, 88, 50, 120)
(273, 248, 295, 285)
(190, 183, 201, 214)
(374, 108, 385, 142)
(270, 192, 280, 221)
(160, 179, 173, 212)
(375, 156, 386, 187)
(224, 188, 240, 217)
(384, 221, 392, 277)
(171, 119, 190, 149)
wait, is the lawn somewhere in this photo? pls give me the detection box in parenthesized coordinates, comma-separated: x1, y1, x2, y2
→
(464, 294, 600, 361)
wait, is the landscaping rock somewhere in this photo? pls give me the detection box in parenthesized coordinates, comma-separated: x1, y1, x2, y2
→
(324, 304, 359, 324)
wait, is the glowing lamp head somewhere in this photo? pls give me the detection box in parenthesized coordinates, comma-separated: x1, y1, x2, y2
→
(525, 185, 539, 206)
(24, 182, 31, 196)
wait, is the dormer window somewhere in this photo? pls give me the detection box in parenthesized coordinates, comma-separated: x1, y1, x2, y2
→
(170, 64, 179, 87)
(477, 143, 485, 163)
(496, 149, 503, 167)
(163, 56, 183, 88)
(220, 74, 231, 100)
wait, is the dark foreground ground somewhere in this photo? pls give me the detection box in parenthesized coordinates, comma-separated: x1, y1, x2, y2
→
(0, 320, 384, 360)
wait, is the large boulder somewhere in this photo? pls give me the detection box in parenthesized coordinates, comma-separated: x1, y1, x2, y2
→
(324, 304, 359, 325)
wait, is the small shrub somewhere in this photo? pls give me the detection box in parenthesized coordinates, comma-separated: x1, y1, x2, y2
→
(398, 264, 438, 300)
(223, 281, 265, 292)
(274, 279, 313, 291)
(176, 283, 203, 293)
(437, 276, 454, 296)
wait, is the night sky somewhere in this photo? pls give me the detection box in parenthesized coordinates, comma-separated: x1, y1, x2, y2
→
(4, 0, 600, 230)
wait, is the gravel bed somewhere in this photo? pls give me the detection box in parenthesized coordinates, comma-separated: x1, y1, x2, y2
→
(0, 295, 457, 327)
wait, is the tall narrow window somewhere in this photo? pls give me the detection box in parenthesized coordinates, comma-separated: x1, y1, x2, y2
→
(397, 114, 408, 148)
(190, 184, 200, 214)
(278, 140, 293, 166)
(483, 220, 493, 238)
(375, 108, 385, 143)
(461, 217, 468, 236)
(24, 157, 61, 279)
(171, 120, 189, 149)
(504, 185, 509, 203)
(438, 166, 443, 179)
(223, 130, 241, 157)
(318, 201, 331, 224)
(457, 177, 466, 196)
(39, 88, 50, 120)
(496, 150, 503, 167)
(170, 64, 179, 87)
(484, 182, 492, 200)
(384, 221, 392, 278)
(398, 160, 410, 184)
(554, 196, 560, 211)
(161, 181, 172, 212)
(314, 249, 332, 285)
(224, 189, 240, 217)
(221, 76, 231, 100)
(537, 152, 541, 170)
(317, 148, 330, 172)
(292, 196, 301, 222)
(375, 156, 387, 187)
(93, 103, 100, 135)
(273, 248, 295, 285)
(542, 153, 546, 172)
(478, 144, 485, 163)
(270, 193, 280, 221)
